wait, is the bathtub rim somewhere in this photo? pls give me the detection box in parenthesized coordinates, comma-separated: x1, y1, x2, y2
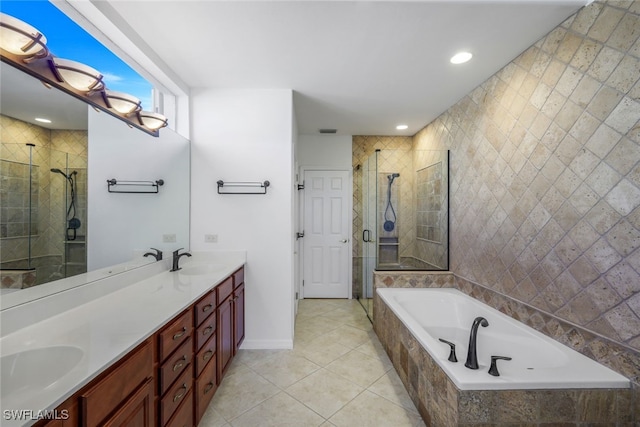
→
(376, 287, 631, 390)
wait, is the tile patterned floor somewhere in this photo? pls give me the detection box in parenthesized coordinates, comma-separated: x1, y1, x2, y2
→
(200, 299, 425, 427)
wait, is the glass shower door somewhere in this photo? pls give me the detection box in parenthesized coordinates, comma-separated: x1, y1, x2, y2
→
(360, 150, 378, 319)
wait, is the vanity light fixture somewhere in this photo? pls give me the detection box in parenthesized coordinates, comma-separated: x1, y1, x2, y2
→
(102, 90, 142, 116)
(138, 111, 168, 131)
(48, 58, 105, 94)
(0, 12, 167, 136)
(450, 51, 472, 64)
(35, 117, 52, 123)
(396, 124, 408, 130)
(0, 13, 49, 62)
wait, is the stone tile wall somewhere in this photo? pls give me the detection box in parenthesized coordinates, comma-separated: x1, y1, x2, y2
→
(412, 0, 640, 389)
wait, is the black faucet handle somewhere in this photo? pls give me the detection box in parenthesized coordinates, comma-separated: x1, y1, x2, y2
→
(173, 248, 185, 255)
(438, 338, 458, 363)
(488, 355, 512, 377)
(144, 248, 163, 260)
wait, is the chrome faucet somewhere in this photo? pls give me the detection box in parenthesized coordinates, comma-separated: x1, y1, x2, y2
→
(465, 316, 489, 370)
(143, 248, 163, 261)
(171, 248, 191, 272)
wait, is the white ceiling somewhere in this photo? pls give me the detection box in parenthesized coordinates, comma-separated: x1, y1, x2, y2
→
(103, 0, 587, 136)
(2, 1, 588, 136)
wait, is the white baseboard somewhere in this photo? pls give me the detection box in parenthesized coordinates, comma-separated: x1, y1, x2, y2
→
(239, 339, 293, 350)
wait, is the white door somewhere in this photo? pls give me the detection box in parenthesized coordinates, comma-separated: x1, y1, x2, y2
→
(303, 170, 350, 298)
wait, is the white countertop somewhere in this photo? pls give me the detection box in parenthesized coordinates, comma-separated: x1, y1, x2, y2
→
(0, 251, 246, 427)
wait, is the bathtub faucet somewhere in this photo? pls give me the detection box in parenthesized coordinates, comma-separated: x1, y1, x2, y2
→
(465, 316, 489, 370)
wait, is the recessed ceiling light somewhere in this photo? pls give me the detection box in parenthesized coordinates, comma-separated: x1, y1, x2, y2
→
(450, 52, 473, 64)
(396, 124, 408, 130)
(35, 118, 52, 123)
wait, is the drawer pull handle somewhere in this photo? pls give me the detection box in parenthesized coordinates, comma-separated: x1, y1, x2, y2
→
(173, 327, 187, 340)
(173, 356, 187, 372)
(202, 304, 213, 312)
(173, 384, 187, 402)
(203, 326, 213, 336)
(204, 382, 214, 394)
(203, 350, 213, 361)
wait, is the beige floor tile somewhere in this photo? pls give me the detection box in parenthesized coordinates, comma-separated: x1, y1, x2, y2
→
(368, 370, 418, 414)
(209, 368, 279, 420)
(326, 349, 391, 388)
(297, 336, 352, 366)
(318, 325, 375, 349)
(234, 349, 289, 368)
(250, 351, 320, 388)
(352, 338, 389, 362)
(285, 369, 364, 418)
(199, 404, 230, 427)
(229, 391, 325, 427)
(343, 315, 374, 331)
(328, 390, 425, 427)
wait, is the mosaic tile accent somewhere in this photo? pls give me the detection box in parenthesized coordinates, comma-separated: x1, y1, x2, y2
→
(413, 1, 640, 359)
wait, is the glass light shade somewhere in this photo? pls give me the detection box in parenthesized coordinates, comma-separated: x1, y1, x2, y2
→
(450, 52, 472, 64)
(138, 111, 168, 130)
(50, 58, 104, 93)
(0, 13, 48, 60)
(103, 90, 142, 115)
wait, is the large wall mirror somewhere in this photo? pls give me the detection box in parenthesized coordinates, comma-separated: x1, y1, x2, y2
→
(0, 61, 190, 309)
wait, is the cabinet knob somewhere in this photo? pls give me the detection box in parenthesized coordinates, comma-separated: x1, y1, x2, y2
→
(204, 382, 214, 394)
(203, 304, 213, 313)
(203, 326, 213, 336)
(203, 350, 213, 362)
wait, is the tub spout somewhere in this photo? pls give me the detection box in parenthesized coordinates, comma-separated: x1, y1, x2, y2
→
(465, 316, 489, 370)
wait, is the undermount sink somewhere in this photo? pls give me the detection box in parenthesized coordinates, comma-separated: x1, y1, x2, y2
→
(179, 263, 226, 276)
(1, 346, 84, 398)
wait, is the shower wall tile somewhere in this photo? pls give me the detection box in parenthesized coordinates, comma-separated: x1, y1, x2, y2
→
(1, 115, 87, 279)
(412, 0, 640, 386)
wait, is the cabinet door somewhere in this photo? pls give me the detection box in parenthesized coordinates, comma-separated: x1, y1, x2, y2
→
(103, 379, 154, 427)
(233, 283, 245, 352)
(217, 296, 233, 380)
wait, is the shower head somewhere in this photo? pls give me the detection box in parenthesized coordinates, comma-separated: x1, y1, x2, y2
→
(387, 173, 400, 183)
(50, 168, 70, 179)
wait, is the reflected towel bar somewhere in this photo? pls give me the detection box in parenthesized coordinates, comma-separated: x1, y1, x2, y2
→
(107, 178, 164, 194)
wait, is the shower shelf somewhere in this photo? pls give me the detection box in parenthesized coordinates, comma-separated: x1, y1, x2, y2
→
(107, 179, 164, 194)
(217, 180, 270, 195)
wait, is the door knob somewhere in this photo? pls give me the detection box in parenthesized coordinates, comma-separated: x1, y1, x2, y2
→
(340, 239, 349, 243)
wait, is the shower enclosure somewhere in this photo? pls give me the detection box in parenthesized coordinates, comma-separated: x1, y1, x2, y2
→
(355, 149, 449, 318)
(0, 142, 88, 290)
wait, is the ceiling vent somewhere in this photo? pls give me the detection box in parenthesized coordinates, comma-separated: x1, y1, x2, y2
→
(319, 128, 337, 134)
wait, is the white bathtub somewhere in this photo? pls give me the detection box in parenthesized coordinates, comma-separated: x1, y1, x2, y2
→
(377, 287, 630, 390)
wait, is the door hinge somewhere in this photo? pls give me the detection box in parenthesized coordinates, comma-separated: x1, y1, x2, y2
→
(296, 231, 305, 239)
(295, 292, 299, 299)
(302, 280, 305, 287)
(297, 181, 305, 190)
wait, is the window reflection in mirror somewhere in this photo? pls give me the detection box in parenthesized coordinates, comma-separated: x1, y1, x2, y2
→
(0, 63, 190, 308)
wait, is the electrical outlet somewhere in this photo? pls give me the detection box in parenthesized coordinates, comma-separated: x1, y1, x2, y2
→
(163, 234, 176, 243)
(204, 234, 218, 243)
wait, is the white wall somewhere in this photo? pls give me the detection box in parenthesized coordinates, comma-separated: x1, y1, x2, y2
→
(88, 107, 190, 270)
(191, 89, 295, 349)
(298, 134, 352, 169)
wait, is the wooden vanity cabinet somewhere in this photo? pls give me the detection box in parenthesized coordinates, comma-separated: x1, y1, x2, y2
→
(157, 309, 193, 427)
(38, 266, 245, 427)
(81, 339, 155, 427)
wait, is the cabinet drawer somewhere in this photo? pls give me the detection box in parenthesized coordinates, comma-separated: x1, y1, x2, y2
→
(217, 277, 233, 306)
(103, 378, 154, 427)
(233, 267, 244, 286)
(160, 366, 192, 426)
(165, 389, 193, 427)
(196, 314, 216, 351)
(159, 337, 193, 395)
(195, 354, 217, 424)
(194, 290, 216, 327)
(81, 340, 153, 427)
(158, 309, 193, 362)
(195, 336, 216, 378)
